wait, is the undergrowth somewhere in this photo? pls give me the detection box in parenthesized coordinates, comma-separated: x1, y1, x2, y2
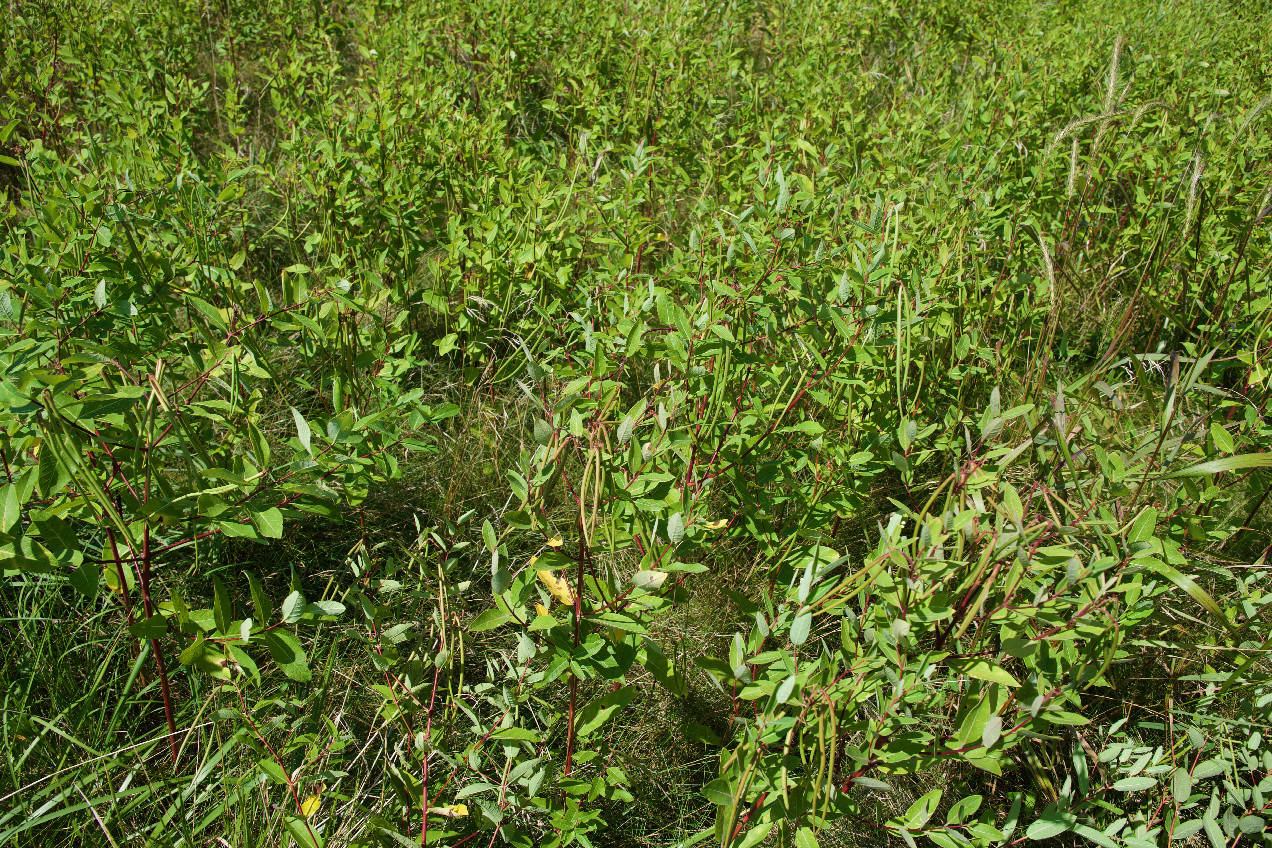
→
(1, 0, 1271, 845)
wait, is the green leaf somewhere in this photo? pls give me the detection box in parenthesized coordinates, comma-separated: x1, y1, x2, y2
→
(257, 758, 289, 784)
(305, 600, 345, 617)
(667, 512, 684, 544)
(283, 816, 324, 848)
(213, 576, 232, 635)
(247, 572, 272, 623)
(1190, 759, 1228, 780)
(1027, 808, 1076, 840)
(794, 827, 818, 848)
(469, 608, 512, 632)
(227, 644, 260, 685)
(1164, 452, 1272, 478)
(981, 715, 1003, 748)
(1, 484, 21, 535)
(1172, 768, 1192, 803)
(1072, 823, 1119, 848)
(1139, 560, 1243, 641)
(291, 407, 313, 455)
(952, 659, 1020, 687)
(482, 519, 497, 552)
(576, 685, 635, 737)
(32, 516, 78, 553)
(282, 590, 306, 624)
(1112, 776, 1156, 792)
(1172, 820, 1204, 841)
(38, 441, 63, 497)
(1236, 816, 1265, 835)
(701, 777, 735, 806)
(129, 615, 169, 639)
(900, 789, 942, 828)
(1125, 507, 1158, 544)
(253, 507, 283, 539)
(790, 611, 812, 645)
(260, 631, 311, 682)
(1208, 422, 1234, 454)
(533, 418, 553, 446)
(68, 560, 99, 598)
(946, 795, 983, 825)
(179, 635, 230, 679)
(1202, 815, 1224, 848)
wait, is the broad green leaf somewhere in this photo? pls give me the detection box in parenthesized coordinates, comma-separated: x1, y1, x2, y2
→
(1, 484, 20, 535)
(952, 659, 1019, 687)
(1112, 776, 1156, 792)
(1208, 422, 1234, 454)
(282, 590, 306, 623)
(946, 794, 983, 825)
(283, 815, 323, 848)
(1172, 820, 1204, 841)
(1027, 808, 1076, 841)
(129, 615, 168, 639)
(533, 418, 552, 446)
(1172, 768, 1192, 802)
(1072, 823, 1119, 848)
(999, 482, 1023, 526)
(576, 685, 635, 736)
(981, 715, 1003, 748)
(667, 512, 684, 544)
(469, 608, 512, 632)
(68, 560, 99, 598)
(1237, 816, 1265, 835)
(291, 407, 312, 455)
(1191, 759, 1228, 780)
(794, 827, 818, 848)
(701, 777, 735, 806)
(900, 789, 942, 829)
(1202, 815, 1224, 848)
(790, 611, 812, 645)
(253, 507, 283, 539)
(260, 631, 311, 682)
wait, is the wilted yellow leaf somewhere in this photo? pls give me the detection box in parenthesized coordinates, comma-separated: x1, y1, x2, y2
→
(535, 602, 549, 617)
(704, 519, 729, 530)
(537, 570, 574, 605)
(427, 804, 468, 818)
(300, 794, 321, 818)
(545, 535, 564, 548)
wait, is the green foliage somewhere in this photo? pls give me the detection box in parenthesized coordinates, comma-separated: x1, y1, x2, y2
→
(1, 0, 1270, 844)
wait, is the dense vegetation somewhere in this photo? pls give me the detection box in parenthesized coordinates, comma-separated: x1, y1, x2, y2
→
(2, 0, 1271, 844)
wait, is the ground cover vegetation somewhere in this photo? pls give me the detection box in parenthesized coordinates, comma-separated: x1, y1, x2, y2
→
(2, 0, 1271, 844)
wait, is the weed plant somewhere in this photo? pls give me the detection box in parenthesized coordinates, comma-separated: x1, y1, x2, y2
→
(1, 0, 1271, 845)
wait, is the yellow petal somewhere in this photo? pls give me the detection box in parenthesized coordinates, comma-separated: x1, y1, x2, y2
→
(300, 795, 321, 818)
(546, 535, 564, 548)
(537, 569, 574, 605)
